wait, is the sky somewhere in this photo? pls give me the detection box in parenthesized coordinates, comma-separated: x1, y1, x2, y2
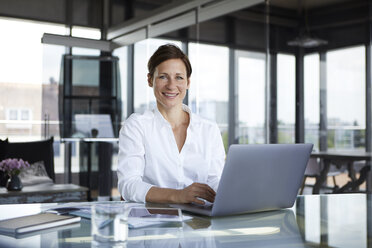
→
(0, 17, 367, 127)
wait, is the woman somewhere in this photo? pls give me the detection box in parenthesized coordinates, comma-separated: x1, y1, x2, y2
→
(117, 44, 225, 204)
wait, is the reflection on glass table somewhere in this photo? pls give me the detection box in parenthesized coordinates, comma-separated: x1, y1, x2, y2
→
(128, 209, 302, 248)
(0, 194, 371, 247)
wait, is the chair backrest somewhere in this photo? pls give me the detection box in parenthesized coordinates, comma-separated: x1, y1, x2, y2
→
(5, 137, 55, 181)
(0, 139, 8, 161)
(304, 157, 321, 176)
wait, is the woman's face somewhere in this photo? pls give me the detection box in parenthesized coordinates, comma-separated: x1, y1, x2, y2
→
(148, 58, 190, 111)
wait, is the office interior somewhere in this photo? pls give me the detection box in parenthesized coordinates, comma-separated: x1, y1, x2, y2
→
(0, 0, 371, 200)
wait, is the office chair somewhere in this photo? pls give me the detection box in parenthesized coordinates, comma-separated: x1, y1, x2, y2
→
(5, 137, 55, 181)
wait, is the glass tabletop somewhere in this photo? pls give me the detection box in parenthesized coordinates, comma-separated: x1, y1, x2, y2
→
(0, 194, 370, 248)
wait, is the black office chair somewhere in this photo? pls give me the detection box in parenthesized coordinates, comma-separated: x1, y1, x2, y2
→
(0, 139, 8, 161)
(0, 139, 9, 186)
(4, 137, 55, 181)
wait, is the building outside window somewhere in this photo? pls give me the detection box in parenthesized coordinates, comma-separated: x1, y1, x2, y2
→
(5, 108, 32, 129)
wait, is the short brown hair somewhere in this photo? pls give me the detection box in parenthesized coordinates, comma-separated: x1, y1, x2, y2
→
(147, 44, 192, 79)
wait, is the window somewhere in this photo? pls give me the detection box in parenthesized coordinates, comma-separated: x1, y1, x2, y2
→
(188, 43, 229, 150)
(5, 108, 32, 129)
(236, 50, 266, 144)
(304, 54, 320, 150)
(8, 109, 18, 121)
(71, 26, 101, 56)
(277, 54, 295, 143)
(0, 17, 66, 84)
(0, 17, 65, 139)
(71, 26, 101, 39)
(20, 110, 30, 121)
(6, 109, 31, 121)
(327, 46, 365, 151)
(0, 18, 92, 176)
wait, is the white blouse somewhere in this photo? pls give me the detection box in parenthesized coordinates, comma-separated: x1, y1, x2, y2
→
(117, 104, 226, 203)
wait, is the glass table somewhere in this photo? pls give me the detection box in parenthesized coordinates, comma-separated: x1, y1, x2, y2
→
(0, 193, 371, 247)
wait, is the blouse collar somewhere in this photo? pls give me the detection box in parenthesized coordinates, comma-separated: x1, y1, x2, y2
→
(153, 104, 198, 128)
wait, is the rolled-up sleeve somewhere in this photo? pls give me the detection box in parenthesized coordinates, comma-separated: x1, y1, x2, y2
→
(117, 115, 153, 203)
(207, 123, 226, 191)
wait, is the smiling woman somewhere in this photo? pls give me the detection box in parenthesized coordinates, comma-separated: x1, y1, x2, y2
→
(117, 44, 226, 205)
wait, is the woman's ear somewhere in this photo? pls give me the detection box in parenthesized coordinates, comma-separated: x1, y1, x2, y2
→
(186, 78, 191, 89)
(147, 73, 153, 87)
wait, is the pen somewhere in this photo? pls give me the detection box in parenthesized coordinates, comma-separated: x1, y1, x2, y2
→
(98, 219, 113, 229)
(45, 207, 80, 215)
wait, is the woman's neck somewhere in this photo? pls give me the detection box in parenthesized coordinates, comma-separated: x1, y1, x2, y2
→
(157, 103, 188, 128)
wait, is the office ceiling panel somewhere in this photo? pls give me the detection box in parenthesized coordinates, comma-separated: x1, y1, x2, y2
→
(270, 0, 354, 10)
(0, 0, 65, 24)
(0, 0, 103, 28)
(71, 0, 102, 28)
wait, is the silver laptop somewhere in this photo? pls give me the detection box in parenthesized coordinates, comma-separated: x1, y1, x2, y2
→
(171, 143, 313, 216)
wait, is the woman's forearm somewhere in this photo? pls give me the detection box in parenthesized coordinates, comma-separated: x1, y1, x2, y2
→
(145, 187, 180, 203)
(145, 183, 216, 204)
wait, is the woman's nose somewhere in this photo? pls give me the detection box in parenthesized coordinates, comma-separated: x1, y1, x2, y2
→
(166, 78, 177, 89)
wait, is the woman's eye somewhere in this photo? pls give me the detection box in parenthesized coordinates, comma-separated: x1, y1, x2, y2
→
(176, 76, 184, 80)
(159, 75, 166, 79)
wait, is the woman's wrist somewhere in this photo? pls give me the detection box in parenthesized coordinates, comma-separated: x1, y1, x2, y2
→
(169, 189, 181, 203)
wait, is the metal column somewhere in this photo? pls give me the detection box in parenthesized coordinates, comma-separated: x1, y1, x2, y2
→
(228, 48, 238, 146)
(295, 48, 305, 143)
(319, 52, 327, 151)
(127, 45, 134, 115)
(269, 52, 278, 144)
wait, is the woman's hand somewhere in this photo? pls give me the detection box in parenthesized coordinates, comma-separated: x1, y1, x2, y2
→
(174, 183, 216, 205)
(145, 183, 216, 204)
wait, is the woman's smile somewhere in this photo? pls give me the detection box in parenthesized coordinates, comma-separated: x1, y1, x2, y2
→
(163, 92, 179, 98)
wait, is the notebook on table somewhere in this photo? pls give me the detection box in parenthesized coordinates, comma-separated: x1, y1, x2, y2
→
(0, 213, 81, 237)
(171, 143, 313, 217)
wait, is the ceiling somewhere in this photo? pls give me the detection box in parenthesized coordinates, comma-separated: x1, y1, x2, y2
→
(0, 0, 369, 54)
(0, 0, 364, 29)
(270, 0, 354, 10)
